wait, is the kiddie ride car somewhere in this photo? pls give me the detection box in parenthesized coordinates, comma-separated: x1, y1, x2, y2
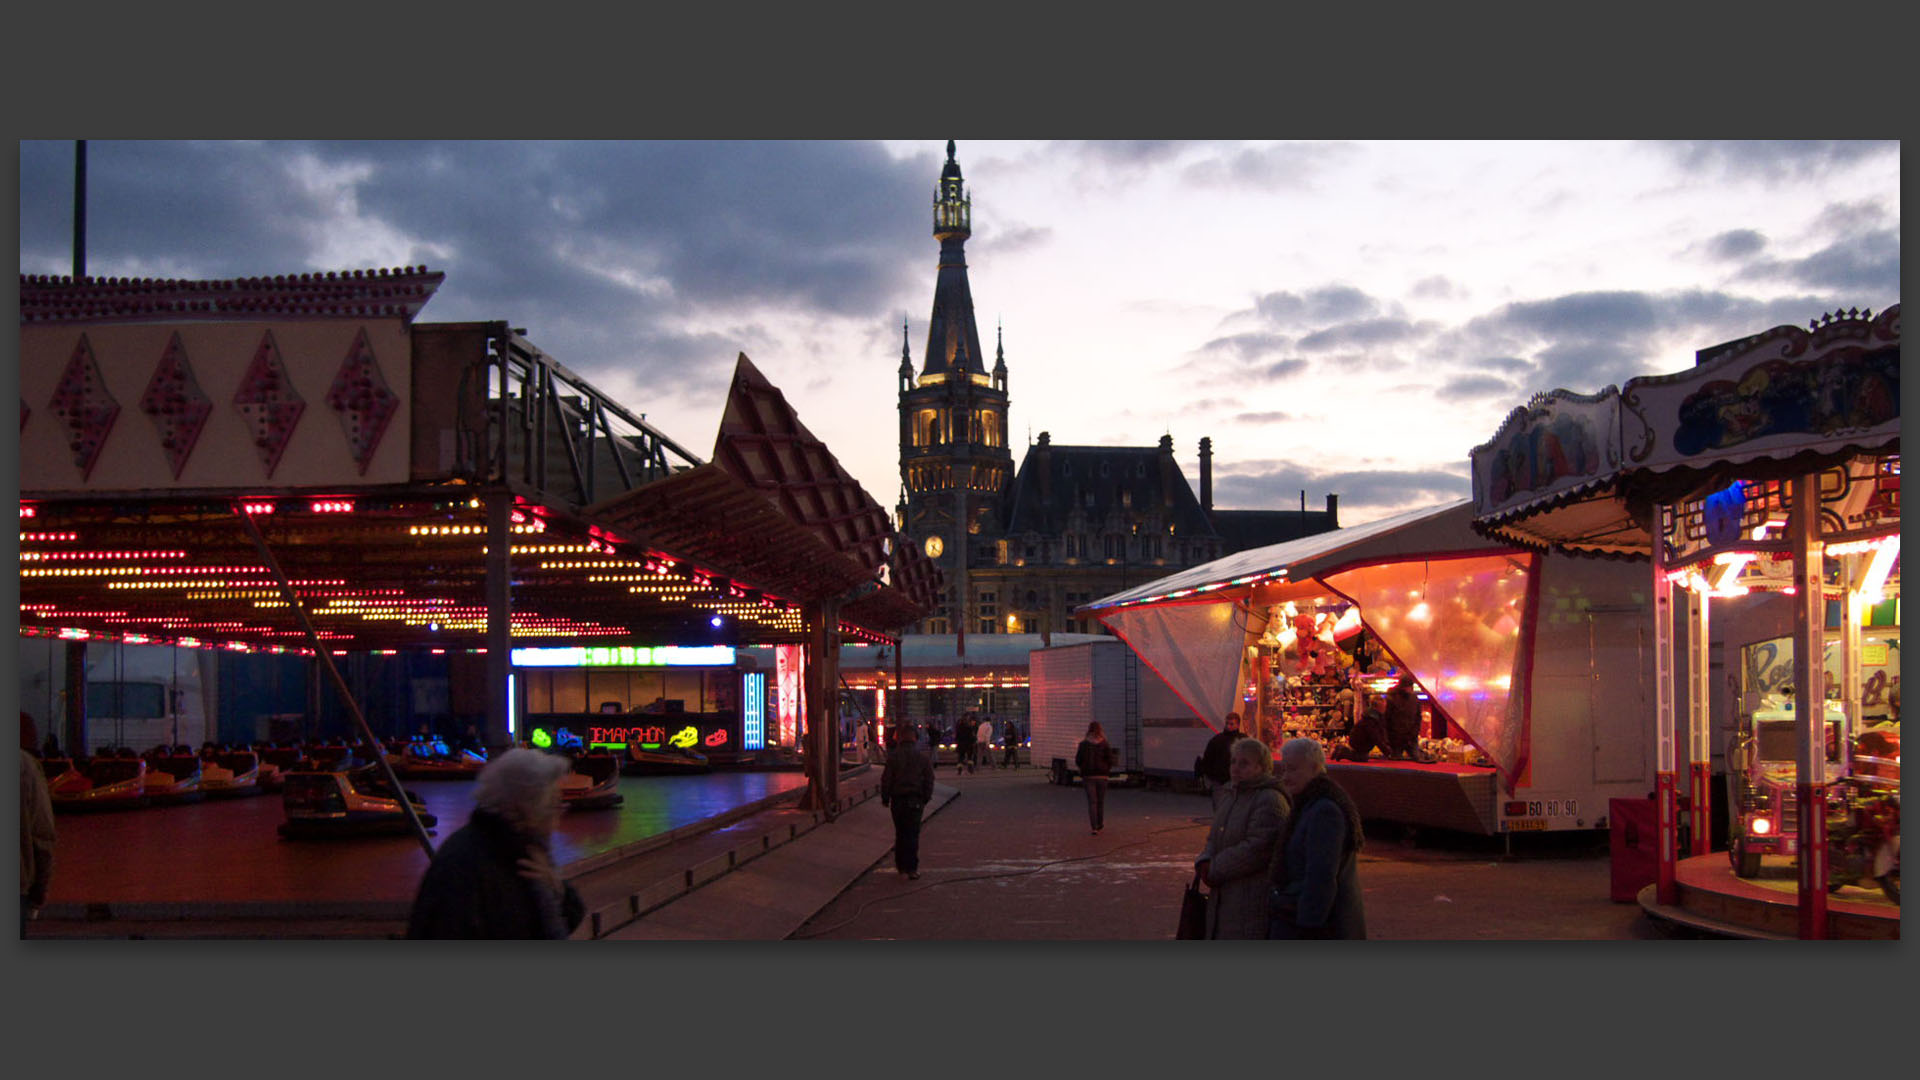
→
(1727, 711, 1900, 902)
(278, 763, 438, 839)
(142, 744, 204, 804)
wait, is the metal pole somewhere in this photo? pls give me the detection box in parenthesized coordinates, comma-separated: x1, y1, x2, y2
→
(73, 140, 86, 279)
(1651, 503, 1680, 906)
(234, 504, 435, 859)
(1790, 475, 1828, 938)
(485, 493, 512, 750)
(1687, 586, 1711, 857)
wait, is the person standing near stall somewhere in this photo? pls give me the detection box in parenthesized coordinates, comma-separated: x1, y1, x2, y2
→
(1001, 719, 1021, 768)
(1194, 737, 1287, 939)
(1333, 694, 1390, 762)
(1269, 738, 1367, 939)
(1383, 673, 1424, 761)
(1199, 712, 1243, 813)
(955, 711, 978, 774)
(1076, 722, 1116, 834)
(976, 715, 996, 770)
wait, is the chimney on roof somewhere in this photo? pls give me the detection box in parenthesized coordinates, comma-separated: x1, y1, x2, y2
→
(1198, 437, 1213, 516)
(1325, 493, 1339, 525)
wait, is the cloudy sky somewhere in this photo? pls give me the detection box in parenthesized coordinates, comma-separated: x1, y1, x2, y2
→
(16, 139, 1900, 525)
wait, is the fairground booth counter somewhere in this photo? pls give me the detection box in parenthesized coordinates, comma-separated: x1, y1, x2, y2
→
(1080, 498, 1705, 837)
(1470, 306, 1898, 938)
(18, 269, 938, 812)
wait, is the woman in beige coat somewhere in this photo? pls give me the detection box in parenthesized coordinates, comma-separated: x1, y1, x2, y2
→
(1193, 738, 1288, 939)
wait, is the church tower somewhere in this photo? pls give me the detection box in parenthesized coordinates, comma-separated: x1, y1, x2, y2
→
(898, 141, 1013, 634)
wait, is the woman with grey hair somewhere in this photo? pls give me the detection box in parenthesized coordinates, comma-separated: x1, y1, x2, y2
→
(1193, 736, 1287, 939)
(407, 748, 585, 939)
(1268, 738, 1367, 939)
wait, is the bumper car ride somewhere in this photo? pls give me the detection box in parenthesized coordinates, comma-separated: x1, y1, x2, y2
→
(278, 764, 438, 839)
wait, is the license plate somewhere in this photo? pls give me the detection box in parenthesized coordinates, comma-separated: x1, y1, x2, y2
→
(1505, 818, 1548, 831)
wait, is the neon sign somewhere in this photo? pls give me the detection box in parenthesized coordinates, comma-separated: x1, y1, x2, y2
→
(703, 729, 729, 748)
(668, 726, 699, 749)
(742, 672, 766, 751)
(510, 645, 737, 668)
(775, 645, 802, 747)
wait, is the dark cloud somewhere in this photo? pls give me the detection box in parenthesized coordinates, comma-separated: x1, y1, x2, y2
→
(1214, 464, 1470, 518)
(1057, 140, 1193, 167)
(977, 222, 1054, 257)
(1254, 284, 1379, 326)
(18, 139, 934, 381)
(1650, 140, 1897, 183)
(1436, 374, 1517, 402)
(1296, 317, 1421, 352)
(1262, 359, 1310, 381)
(1181, 141, 1359, 189)
(1809, 198, 1892, 236)
(1234, 411, 1294, 424)
(1738, 228, 1899, 294)
(1196, 331, 1295, 361)
(1705, 228, 1767, 261)
(1408, 275, 1462, 301)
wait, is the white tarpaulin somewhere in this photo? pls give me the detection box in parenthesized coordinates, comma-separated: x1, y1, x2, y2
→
(1098, 600, 1261, 731)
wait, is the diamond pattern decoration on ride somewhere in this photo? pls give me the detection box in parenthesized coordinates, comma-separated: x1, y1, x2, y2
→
(232, 329, 305, 478)
(139, 331, 214, 479)
(326, 327, 399, 475)
(48, 333, 121, 479)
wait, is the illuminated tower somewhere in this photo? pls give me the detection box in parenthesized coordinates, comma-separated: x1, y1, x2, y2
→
(898, 141, 1013, 634)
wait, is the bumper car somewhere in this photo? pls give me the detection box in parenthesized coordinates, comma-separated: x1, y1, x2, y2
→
(559, 749, 624, 810)
(199, 746, 263, 797)
(50, 750, 150, 811)
(278, 763, 438, 839)
(621, 736, 712, 776)
(387, 736, 488, 780)
(252, 743, 311, 791)
(142, 745, 205, 804)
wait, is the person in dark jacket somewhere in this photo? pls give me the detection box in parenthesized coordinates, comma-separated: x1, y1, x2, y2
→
(1383, 674, 1424, 761)
(1001, 718, 1021, 768)
(1075, 721, 1116, 834)
(1199, 712, 1243, 813)
(1269, 738, 1367, 939)
(406, 748, 584, 939)
(1332, 693, 1390, 762)
(21, 713, 57, 938)
(1194, 737, 1287, 939)
(881, 726, 937, 879)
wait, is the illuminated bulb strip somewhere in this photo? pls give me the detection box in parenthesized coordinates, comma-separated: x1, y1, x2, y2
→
(21, 550, 189, 561)
(20, 532, 79, 542)
(1856, 537, 1900, 604)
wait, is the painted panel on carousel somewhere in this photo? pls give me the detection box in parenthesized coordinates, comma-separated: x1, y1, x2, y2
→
(1470, 385, 1623, 520)
(1620, 306, 1899, 474)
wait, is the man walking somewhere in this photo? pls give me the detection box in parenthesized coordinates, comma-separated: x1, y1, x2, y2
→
(1199, 712, 1243, 813)
(955, 711, 978, 774)
(881, 726, 935, 879)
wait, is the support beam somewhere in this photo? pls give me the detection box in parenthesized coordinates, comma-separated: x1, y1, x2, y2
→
(485, 493, 513, 751)
(1686, 587, 1711, 857)
(1790, 474, 1828, 938)
(798, 597, 842, 814)
(235, 504, 435, 859)
(1651, 503, 1680, 906)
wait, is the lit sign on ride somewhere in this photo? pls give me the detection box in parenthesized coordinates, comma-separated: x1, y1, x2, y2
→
(510, 645, 738, 668)
(742, 672, 766, 751)
(668, 726, 699, 749)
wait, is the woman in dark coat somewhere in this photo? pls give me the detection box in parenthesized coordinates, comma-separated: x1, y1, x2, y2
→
(1075, 721, 1115, 834)
(1194, 737, 1287, 939)
(1269, 738, 1367, 939)
(407, 748, 584, 939)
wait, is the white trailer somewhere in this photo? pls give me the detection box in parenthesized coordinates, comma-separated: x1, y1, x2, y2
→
(18, 636, 214, 755)
(1029, 639, 1205, 784)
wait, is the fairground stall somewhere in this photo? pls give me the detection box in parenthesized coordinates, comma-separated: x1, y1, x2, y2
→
(1079, 499, 1697, 838)
(19, 270, 938, 821)
(1470, 305, 1898, 938)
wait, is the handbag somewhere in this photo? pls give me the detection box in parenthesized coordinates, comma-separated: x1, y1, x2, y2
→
(1176, 872, 1208, 939)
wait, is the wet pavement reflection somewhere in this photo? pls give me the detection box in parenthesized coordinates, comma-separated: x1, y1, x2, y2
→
(44, 771, 808, 907)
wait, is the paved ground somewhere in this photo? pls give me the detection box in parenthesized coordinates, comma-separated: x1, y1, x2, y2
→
(25, 757, 1672, 940)
(791, 766, 1664, 940)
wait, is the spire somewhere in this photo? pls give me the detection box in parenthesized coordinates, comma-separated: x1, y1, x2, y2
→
(922, 141, 985, 378)
(992, 319, 1007, 390)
